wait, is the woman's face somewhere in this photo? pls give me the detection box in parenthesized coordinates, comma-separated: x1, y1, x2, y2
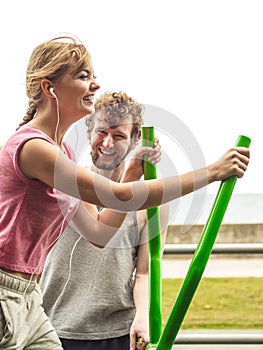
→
(53, 66, 100, 122)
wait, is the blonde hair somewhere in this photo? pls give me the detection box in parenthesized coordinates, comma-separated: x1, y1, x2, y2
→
(17, 35, 92, 129)
(86, 91, 144, 141)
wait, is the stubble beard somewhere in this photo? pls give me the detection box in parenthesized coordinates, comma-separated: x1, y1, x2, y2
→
(91, 150, 123, 170)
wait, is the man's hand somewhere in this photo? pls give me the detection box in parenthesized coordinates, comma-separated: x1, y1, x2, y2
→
(122, 137, 161, 183)
(129, 312, 149, 350)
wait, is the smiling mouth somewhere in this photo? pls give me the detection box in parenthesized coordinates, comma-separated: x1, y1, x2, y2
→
(83, 96, 94, 102)
(99, 148, 116, 156)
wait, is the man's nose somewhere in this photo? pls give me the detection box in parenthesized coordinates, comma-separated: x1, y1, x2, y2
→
(102, 134, 114, 148)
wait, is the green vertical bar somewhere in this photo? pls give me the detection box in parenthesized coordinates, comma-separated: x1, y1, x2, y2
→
(156, 135, 251, 350)
(142, 126, 162, 347)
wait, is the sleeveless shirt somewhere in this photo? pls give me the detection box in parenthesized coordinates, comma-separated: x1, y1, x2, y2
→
(0, 124, 79, 274)
(41, 211, 141, 339)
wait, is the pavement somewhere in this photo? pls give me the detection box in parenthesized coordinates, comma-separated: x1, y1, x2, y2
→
(162, 256, 263, 278)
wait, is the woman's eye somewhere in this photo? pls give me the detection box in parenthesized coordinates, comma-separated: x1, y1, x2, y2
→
(79, 72, 96, 80)
(80, 74, 89, 80)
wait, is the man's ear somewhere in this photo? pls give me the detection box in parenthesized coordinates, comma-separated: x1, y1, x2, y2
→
(131, 133, 140, 149)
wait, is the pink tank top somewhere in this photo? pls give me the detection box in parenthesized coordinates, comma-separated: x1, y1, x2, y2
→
(0, 124, 79, 274)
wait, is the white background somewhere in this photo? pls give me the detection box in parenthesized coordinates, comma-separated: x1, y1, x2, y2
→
(1, 0, 262, 194)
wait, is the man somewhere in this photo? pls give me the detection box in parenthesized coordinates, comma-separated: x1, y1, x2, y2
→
(41, 91, 169, 350)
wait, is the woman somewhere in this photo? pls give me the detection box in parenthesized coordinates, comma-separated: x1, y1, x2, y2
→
(0, 34, 249, 349)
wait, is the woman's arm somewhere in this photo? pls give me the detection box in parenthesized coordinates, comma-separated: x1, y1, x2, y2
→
(19, 139, 250, 212)
(19, 137, 163, 245)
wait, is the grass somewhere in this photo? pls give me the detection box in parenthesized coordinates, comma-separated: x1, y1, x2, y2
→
(162, 277, 263, 329)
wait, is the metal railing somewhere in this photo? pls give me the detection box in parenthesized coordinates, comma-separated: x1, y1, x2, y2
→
(164, 243, 263, 255)
(162, 243, 263, 344)
(174, 331, 263, 344)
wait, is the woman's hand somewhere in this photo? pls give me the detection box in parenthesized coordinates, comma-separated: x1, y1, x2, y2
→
(208, 146, 250, 183)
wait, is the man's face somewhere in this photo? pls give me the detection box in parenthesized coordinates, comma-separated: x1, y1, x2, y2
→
(90, 115, 135, 170)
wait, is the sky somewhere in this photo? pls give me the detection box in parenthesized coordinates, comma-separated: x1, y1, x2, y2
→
(1, 0, 262, 195)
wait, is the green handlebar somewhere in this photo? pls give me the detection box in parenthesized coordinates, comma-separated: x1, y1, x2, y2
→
(142, 126, 158, 179)
(156, 135, 251, 350)
(142, 126, 162, 347)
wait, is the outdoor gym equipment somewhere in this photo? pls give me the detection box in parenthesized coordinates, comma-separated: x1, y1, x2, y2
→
(142, 126, 251, 350)
(142, 126, 163, 345)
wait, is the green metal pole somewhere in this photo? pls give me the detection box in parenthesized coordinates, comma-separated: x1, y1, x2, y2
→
(142, 126, 162, 348)
(156, 135, 251, 350)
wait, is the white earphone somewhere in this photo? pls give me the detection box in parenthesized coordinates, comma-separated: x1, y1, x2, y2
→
(49, 87, 56, 97)
(49, 86, 60, 144)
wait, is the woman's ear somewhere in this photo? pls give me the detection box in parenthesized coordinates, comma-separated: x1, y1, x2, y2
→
(41, 79, 55, 98)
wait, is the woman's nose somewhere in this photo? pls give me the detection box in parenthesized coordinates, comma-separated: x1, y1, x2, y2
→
(90, 79, 101, 91)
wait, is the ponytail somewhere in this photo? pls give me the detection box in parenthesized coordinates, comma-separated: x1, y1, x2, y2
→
(16, 99, 37, 130)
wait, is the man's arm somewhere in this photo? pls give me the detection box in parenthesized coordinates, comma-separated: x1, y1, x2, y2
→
(130, 203, 169, 350)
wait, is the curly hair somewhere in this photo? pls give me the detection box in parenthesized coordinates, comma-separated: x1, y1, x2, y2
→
(86, 91, 144, 141)
(17, 34, 92, 129)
